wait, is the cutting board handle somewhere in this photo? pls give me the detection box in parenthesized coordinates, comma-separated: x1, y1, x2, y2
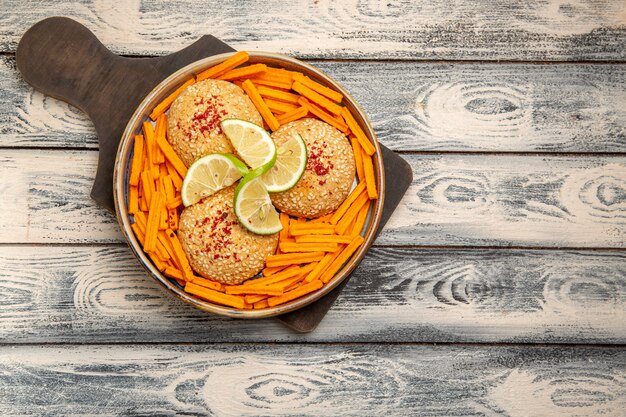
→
(16, 17, 116, 113)
(16, 17, 235, 209)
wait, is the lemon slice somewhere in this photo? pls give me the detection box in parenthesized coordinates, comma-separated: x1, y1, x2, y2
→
(221, 118, 277, 170)
(181, 153, 249, 207)
(261, 133, 307, 192)
(234, 168, 282, 235)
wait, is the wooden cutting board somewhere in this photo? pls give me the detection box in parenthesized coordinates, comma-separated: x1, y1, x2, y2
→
(16, 17, 412, 332)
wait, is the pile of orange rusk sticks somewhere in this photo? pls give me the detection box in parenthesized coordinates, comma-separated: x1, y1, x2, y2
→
(127, 51, 378, 310)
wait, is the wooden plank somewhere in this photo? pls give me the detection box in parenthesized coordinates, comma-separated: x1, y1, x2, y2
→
(2, 1, 625, 60)
(2, 150, 625, 246)
(0, 150, 119, 243)
(323, 62, 626, 153)
(381, 154, 626, 247)
(0, 57, 96, 148)
(1, 246, 624, 343)
(3, 55, 626, 151)
(0, 344, 624, 415)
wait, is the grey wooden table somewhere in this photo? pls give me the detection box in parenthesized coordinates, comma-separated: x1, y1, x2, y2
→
(1, 1, 625, 415)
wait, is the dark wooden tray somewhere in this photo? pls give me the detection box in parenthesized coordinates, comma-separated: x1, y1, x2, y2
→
(16, 17, 412, 332)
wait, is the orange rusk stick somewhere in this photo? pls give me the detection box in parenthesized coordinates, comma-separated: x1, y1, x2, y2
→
(249, 265, 301, 286)
(295, 234, 354, 244)
(284, 280, 304, 292)
(275, 263, 317, 289)
(155, 230, 180, 268)
(287, 217, 298, 236)
(267, 279, 324, 307)
(136, 240, 167, 271)
(159, 163, 169, 178)
(159, 213, 168, 232)
(257, 85, 301, 104)
(265, 252, 325, 268)
(192, 276, 224, 292)
(130, 224, 146, 250)
(349, 200, 371, 236)
(248, 78, 293, 90)
(165, 229, 194, 280)
(329, 182, 367, 225)
(250, 71, 293, 87)
(274, 274, 305, 292)
(265, 98, 299, 114)
(253, 299, 270, 309)
(128, 186, 139, 214)
(154, 114, 168, 164)
(164, 266, 184, 280)
(319, 235, 365, 284)
(276, 106, 308, 125)
(185, 282, 245, 309)
(266, 67, 300, 79)
(254, 70, 292, 83)
(133, 211, 148, 228)
(166, 196, 183, 210)
(362, 150, 378, 199)
(297, 97, 348, 133)
(279, 242, 338, 253)
(293, 73, 343, 103)
(162, 175, 175, 201)
(140, 171, 154, 206)
(335, 191, 369, 235)
(259, 271, 305, 289)
(292, 81, 343, 115)
(134, 212, 170, 257)
(310, 212, 334, 224)
(289, 222, 336, 236)
(152, 163, 160, 180)
(129, 135, 144, 186)
(304, 250, 338, 283)
(144, 191, 164, 253)
(142, 121, 157, 167)
(165, 268, 193, 287)
(165, 160, 183, 190)
(139, 180, 148, 212)
(167, 209, 178, 231)
(245, 294, 269, 304)
(150, 77, 195, 120)
(350, 136, 365, 181)
(155, 129, 188, 178)
(241, 80, 280, 131)
(224, 285, 283, 296)
(262, 265, 288, 277)
(217, 63, 267, 81)
(196, 51, 250, 81)
(133, 224, 169, 267)
(279, 213, 290, 241)
(341, 107, 376, 155)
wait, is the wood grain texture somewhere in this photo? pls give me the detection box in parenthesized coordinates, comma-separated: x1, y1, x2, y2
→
(0, 150, 118, 243)
(0, 56, 96, 148)
(1, 246, 624, 343)
(1, 0, 626, 60)
(0, 344, 624, 416)
(381, 154, 626, 247)
(3, 55, 626, 151)
(3, 150, 624, 247)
